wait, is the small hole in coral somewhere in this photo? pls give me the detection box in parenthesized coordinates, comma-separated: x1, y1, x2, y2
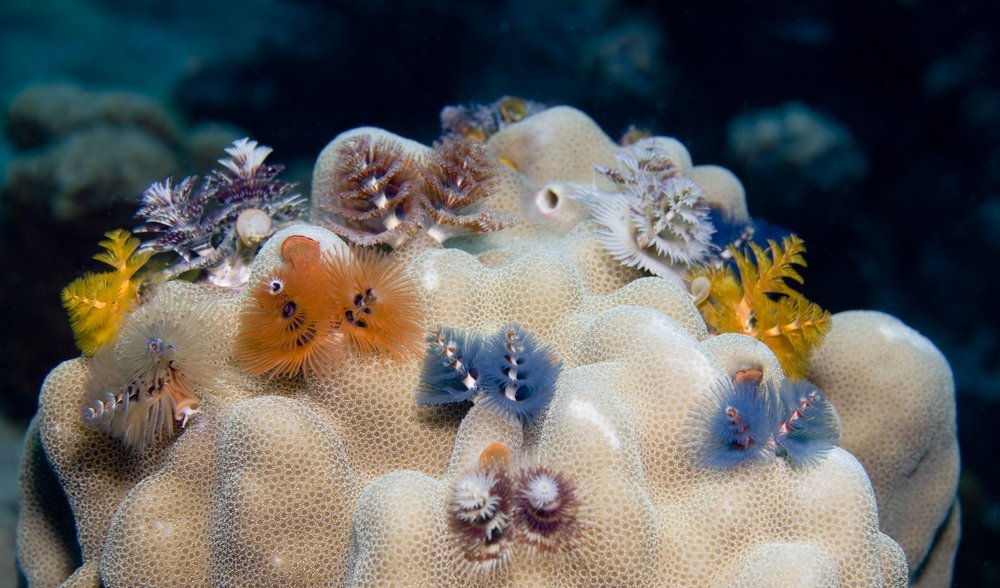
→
(544, 189, 559, 210)
(535, 185, 562, 215)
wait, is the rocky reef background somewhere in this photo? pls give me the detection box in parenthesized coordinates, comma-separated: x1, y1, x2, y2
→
(0, 0, 996, 585)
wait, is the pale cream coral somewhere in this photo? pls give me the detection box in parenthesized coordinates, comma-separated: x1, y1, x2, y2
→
(689, 164, 750, 223)
(20, 225, 907, 587)
(486, 106, 620, 185)
(17, 106, 957, 587)
(350, 304, 905, 586)
(809, 311, 960, 584)
(16, 420, 80, 586)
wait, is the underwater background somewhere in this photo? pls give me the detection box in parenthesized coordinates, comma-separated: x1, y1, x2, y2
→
(0, 0, 995, 585)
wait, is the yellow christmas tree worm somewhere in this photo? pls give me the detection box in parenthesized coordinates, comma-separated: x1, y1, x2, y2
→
(688, 234, 830, 379)
(61, 229, 151, 355)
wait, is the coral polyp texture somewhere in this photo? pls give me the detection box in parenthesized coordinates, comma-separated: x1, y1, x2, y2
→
(19, 105, 958, 587)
